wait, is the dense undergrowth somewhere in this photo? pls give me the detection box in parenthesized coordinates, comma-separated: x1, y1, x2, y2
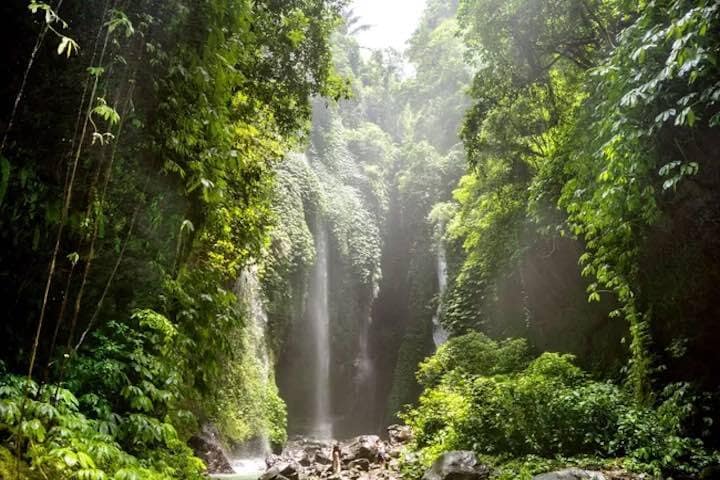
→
(402, 334, 719, 478)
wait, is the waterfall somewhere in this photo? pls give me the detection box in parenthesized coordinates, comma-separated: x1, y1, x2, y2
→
(432, 233, 450, 348)
(309, 217, 332, 439)
(236, 266, 272, 456)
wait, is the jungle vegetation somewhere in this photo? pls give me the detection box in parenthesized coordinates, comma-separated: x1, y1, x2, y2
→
(0, 0, 719, 479)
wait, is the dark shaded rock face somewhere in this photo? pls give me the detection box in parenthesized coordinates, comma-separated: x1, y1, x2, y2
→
(421, 451, 490, 480)
(187, 435, 234, 474)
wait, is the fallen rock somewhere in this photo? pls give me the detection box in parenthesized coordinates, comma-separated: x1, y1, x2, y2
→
(349, 458, 371, 471)
(422, 451, 490, 480)
(315, 448, 333, 465)
(187, 434, 234, 474)
(345, 435, 381, 461)
(278, 461, 301, 480)
(266, 454, 282, 468)
(261, 461, 302, 480)
(533, 469, 607, 480)
(298, 451, 314, 467)
(387, 425, 413, 445)
(260, 470, 290, 480)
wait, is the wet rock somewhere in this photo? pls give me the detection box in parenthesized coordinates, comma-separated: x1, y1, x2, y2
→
(349, 458, 370, 471)
(532, 469, 606, 480)
(266, 454, 283, 468)
(278, 461, 301, 480)
(387, 425, 412, 445)
(345, 435, 381, 461)
(187, 434, 234, 474)
(262, 461, 301, 480)
(260, 469, 290, 480)
(421, 451, 490, 480)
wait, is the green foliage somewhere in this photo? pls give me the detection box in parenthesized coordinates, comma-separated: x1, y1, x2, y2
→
(557, 0, 720, 400)
(403, 340, 719, 476)
(447, 0, 720, 404)
(0, 0, 347, 473)
(417, 332, 529, 387)
(0, 323, 205, 479)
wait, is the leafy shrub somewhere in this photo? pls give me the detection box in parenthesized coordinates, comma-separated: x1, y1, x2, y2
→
(417, 332, 529, 387)
(403, 336, 719, 477)
(0, 313, 206, 480)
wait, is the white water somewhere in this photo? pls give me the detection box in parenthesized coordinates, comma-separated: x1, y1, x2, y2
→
(210, 457, 266, 480)
(236, 266, 272, 455)
(432, 235, 450, 347)
(309, 218, 332, 438)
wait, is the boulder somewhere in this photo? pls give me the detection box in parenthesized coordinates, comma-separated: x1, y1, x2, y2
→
(278, 461, 301, 480)
(387, 425, 413, 445)
(261, 461, 300, 480)
(532, 470, 607, 480)
(260, 470, 290, 480)
(421, 451, 490, 480)
(345, 435, 381, 461)
(315, 448, 333, 465)
(187, 435, 234, 474)
(348, 458, 371, 471)
(298, 451, 312, 467)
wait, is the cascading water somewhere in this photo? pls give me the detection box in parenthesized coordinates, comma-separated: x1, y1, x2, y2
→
(236, 266, 273, 455)
(351, 281, 378, 432)
(432, 228, 450, 348)
(308, 218, 332, 439)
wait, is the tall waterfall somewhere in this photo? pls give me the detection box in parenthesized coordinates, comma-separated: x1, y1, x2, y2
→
(432, 233, 450, 347)
(236, 266, 272, 455)
(309, 218, 332, 438)
(353, 283, 376, 424)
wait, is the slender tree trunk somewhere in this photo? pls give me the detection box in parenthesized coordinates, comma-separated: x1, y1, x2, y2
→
(27, 1, 113, 381)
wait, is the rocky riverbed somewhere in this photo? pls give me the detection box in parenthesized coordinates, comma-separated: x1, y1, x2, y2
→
(200, 425, 651, 480)
(258, 425, 412, 480)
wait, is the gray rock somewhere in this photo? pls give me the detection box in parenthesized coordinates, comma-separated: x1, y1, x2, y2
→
(297, 451, 312, 467)
(532, 469, 607, 480)
(278, 461, 301, 480)
(187, 434, 234, 474)
(259, 469, 290, 480)
(387, 425, 413, 445)
(345, 435, 381, 461)
(259, 461, 301, 480)
(422, 451, 490, 480)
(349, 458, 371, 471)
(266, 454, 282, 468)
(315, 448, 333, 465)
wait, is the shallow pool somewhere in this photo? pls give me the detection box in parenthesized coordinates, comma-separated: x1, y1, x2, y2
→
(210, 457, 265, 480)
